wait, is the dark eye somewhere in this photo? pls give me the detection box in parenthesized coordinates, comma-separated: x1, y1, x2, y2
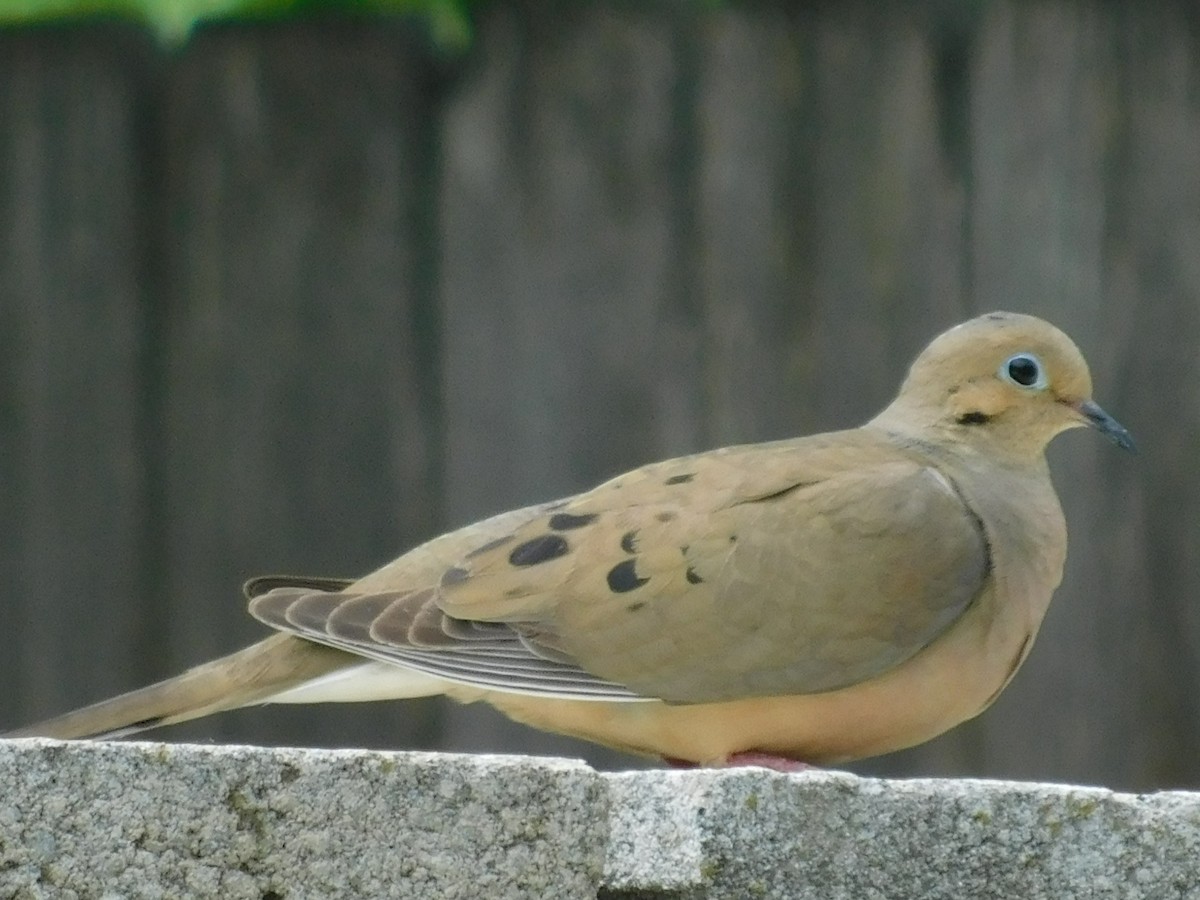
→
(1001, 353, 1045, 389)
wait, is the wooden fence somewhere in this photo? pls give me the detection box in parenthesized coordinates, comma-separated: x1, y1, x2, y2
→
(1, 0, 1197, 790)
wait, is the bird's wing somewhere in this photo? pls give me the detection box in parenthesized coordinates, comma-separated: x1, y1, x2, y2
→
(250, 432, 990, 704)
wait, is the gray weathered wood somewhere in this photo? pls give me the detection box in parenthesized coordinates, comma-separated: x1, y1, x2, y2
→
(692, 5, 818, 446)
(962, 0, 1128, 785)
(150, 21, 442, 748)
(1089, 2, 1200, 788)
(0, 27, 151, 725)
(438, 1, 703, 767)
(690, 4, 977, 778)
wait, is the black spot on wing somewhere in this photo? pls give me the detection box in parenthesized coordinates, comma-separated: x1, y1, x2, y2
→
(685, 567, 704, 585)
(656, 511, 676, 523)
(465, 535, 515, 559)
(509, 534, 569, 567)
(607, 559, 649, 593)
(620, 530, 638, 554)
(548, 512, 598, 530)
(665, 473, 694, 485)
(441, 566, 470, 587)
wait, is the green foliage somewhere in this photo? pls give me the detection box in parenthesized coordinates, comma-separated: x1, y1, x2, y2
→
(0, 0, 473, 45)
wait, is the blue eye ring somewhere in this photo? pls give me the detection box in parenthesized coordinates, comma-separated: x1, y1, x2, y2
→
(1000, 353, 1047, 390)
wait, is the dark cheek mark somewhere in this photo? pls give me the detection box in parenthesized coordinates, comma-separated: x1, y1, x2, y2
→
(441, 566, 470, 587)
(625, 601, 646, 612)
(665, 473, 694, 485)
(656, 511, 676, 523)
(607, 559, 649, 593)
(508, 534, 569, 567)
(957, 411, 992, 426)
(685, 567, 703, 585)
(620, 530, 638, 554)
(548, 512, 598, 531)
(466, 534, 514, 559)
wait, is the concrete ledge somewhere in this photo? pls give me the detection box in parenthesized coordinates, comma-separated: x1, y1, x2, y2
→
(2, 740, 1198, 898)
(605, 769, 1200, 898)
(0, 740, 606, 898)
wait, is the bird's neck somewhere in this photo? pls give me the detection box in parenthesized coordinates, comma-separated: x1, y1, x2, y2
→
(867, 399, 1050, 468)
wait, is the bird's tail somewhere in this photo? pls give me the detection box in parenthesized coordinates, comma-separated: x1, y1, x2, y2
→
(3, 634, 352, 740)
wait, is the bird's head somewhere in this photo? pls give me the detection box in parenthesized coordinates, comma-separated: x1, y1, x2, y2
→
(874, 311, 1134, 459)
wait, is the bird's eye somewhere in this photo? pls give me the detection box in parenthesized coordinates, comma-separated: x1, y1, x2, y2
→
(1000, 353, 1046, 389)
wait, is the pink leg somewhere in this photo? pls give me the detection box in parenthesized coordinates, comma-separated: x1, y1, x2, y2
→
(721, 752, 813, 773)
(661, 752, 813, 772)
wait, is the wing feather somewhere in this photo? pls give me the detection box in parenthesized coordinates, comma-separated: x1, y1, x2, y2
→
(247, 433, 989, 705)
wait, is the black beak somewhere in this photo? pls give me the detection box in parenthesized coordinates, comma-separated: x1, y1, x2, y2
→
(1075, 400, 1136, 453)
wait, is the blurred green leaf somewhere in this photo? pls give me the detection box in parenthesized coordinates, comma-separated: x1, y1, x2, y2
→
(0, 0, 473, 45)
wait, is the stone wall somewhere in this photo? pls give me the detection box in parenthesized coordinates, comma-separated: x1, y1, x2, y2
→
(2, 739, 1196, 897)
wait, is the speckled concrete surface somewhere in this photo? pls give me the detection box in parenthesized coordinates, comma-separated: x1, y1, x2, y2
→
(605, 768, 1200, 898)
(3, 740, 1198, 899)
(0, 740, 605, 899)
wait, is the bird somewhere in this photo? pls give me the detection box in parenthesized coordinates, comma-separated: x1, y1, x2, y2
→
(5, 311, 1134, 768)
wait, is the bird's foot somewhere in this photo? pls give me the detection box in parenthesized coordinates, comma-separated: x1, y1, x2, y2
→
(662, 752, 813, 773)
(722, 752, 812, 773)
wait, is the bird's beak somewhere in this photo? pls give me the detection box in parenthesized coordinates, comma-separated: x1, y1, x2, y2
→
(1072, 399, 1136, 452)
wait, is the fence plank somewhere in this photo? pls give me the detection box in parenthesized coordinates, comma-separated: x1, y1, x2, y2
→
(1094, 3, 1200, 789)
(0, 27, 152, 726)
(694, 3, 970, 457)
(439, 1, 702, 767)
(692, 6, 818, 447)
(150, 21, 443, 748)
(690, 5, 978, 777)
(961, 0, 1126, 785)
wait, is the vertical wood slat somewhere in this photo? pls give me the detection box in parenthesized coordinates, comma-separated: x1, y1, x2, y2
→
(1102, 3, 1200, 788)
(692, 4, 976, 778)
(150, 21, 442, 749)
(692, 6, 818, 448)
(946, 0, 1200, 791)
(0, 27, 151, 724)
(438, 1, 700, 768)
(965, 0, 1127, 785)
(802, 5, 971, 433)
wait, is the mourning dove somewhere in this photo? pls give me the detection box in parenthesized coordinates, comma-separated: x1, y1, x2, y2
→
(6, 312, 1133, 767)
